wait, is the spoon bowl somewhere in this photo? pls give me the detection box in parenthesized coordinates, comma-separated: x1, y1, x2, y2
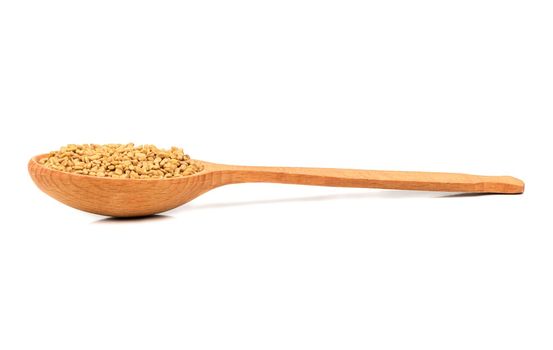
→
(28, 154, 227, 217)
(29, 154, 524, 217)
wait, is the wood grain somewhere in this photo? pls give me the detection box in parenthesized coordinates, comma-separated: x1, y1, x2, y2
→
(28, 155, 524, 217)
(218, 164, 525, 194)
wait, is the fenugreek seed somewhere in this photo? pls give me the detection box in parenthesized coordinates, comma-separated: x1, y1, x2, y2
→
(39, 144, 203, 179)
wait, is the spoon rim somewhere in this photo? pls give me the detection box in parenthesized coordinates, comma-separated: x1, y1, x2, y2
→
(29, 154, 211, 182)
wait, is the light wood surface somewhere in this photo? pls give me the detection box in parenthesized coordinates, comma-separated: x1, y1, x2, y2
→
(28, 155, 524, 217)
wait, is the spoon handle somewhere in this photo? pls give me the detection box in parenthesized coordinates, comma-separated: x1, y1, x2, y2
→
(216, 165, 524, 194)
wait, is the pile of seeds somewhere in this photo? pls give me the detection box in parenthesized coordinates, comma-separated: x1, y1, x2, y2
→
(39, 144, 204, 179)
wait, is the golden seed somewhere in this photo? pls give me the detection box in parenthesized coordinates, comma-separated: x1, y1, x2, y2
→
(39, 144, 203, 179)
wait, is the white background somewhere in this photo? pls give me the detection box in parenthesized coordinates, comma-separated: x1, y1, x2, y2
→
(1, 1, 552, 349)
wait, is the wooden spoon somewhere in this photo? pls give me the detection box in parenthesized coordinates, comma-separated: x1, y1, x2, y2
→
(28, 154, 524, 217)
